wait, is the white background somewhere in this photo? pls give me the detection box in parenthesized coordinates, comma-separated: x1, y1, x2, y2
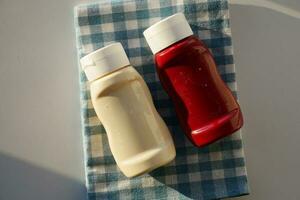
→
(0, 0, 299, 199)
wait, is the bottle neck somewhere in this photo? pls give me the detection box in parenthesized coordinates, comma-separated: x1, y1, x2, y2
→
(89, 65, 131, 83)
(156, 35, 195, 55)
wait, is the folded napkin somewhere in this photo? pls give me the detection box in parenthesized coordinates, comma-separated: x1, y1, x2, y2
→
(74, 0, 249, 199)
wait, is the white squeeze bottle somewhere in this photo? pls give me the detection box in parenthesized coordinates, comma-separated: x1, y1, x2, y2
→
(80, 43, 176, 177)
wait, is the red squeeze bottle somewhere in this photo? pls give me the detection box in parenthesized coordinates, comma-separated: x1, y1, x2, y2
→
(143, 13, 243, 147)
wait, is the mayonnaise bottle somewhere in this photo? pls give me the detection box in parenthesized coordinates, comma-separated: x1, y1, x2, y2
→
(80, 43, 176, 177)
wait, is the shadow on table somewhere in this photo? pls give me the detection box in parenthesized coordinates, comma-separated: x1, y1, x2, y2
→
(147, 110, 248, 199)
(148, 122, 200, 199)
(0, 152, 87, 200)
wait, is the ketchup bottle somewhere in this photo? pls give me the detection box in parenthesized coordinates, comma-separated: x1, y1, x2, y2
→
(143, 13, 243, 147)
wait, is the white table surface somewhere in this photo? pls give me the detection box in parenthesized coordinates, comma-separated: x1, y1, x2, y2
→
(0, 0, 299, 199)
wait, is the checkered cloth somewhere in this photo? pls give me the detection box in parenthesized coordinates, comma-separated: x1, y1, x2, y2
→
(74, 0, 249, 199)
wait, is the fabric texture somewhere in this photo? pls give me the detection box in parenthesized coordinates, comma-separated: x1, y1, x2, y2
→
(74, 0, 249, 199)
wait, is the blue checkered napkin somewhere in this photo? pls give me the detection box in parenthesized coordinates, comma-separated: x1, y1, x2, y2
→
(74, 0, 249, 199)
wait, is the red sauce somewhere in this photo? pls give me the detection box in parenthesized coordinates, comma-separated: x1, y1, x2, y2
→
(155, 35, 243, 147)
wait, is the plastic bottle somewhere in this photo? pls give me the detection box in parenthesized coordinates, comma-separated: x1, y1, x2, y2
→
(80, 43, 176, 177)
(143, 13, 243, 147)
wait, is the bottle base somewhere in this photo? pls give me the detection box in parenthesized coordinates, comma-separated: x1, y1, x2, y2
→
(189, 109, 243, 147)
(118, 143, 176, 178)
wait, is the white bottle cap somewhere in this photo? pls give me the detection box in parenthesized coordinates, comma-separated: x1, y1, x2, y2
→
(80, 43, 130, 81)
(143, 13, 193, 54)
